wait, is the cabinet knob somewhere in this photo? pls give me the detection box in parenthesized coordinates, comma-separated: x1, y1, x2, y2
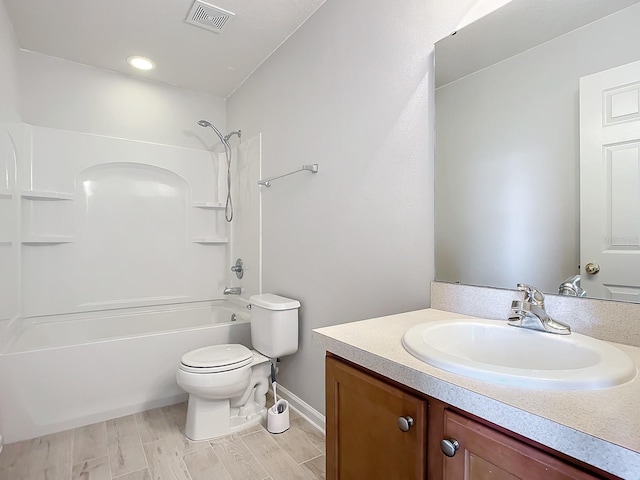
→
(440, 438, 460, 457)
(397, 416, 414, 432)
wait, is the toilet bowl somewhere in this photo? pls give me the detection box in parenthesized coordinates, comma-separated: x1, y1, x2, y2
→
(176, 294, 300, 440)
(177, 344, 271, 440)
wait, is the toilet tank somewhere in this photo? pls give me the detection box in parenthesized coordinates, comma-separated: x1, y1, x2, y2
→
(249, 294, 300, 358)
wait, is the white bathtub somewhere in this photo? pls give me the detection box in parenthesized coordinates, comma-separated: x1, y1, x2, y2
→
(0, 300, 251, 443)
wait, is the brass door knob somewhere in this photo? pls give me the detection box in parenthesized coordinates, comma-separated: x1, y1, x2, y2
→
(585, 262, 600, 275)
(397, 416, 414, 432)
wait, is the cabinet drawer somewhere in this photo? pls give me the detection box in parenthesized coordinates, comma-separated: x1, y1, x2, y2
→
(441, 410, 603, 480)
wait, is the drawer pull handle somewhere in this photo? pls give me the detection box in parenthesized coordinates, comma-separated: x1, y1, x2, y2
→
(397, 416, 414, 432)
(441, 438, 460, 457)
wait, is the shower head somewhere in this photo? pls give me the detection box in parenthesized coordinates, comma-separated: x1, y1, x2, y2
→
(197, 119, 228, 147)
(196, 119, 236, 223)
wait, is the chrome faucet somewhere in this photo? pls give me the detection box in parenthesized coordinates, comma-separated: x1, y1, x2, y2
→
(558, 274, 586, 297)
(508, 284, 571, 335)
(223, 286, 242, 295)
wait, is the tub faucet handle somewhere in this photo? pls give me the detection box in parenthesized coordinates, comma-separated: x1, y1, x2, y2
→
(231, 258, 244, 279)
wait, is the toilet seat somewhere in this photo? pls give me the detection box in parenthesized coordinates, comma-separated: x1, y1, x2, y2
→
(180, 344, 253, 374)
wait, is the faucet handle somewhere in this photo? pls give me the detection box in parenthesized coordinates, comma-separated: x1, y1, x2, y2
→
(510, 300, 524, 310)
(516, 283, 545, 308)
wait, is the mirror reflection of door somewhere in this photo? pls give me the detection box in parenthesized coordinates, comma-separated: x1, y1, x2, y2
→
(580, 60, 640, 301)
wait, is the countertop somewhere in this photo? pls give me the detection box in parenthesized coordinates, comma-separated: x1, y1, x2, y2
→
(312, 308, 640, 479)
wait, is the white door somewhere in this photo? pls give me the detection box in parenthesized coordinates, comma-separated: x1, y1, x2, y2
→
(580, 60, 640, 301)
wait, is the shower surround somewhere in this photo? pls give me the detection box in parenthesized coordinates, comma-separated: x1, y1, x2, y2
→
(0, 122, 262, 442)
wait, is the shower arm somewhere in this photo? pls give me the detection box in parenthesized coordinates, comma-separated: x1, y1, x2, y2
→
(224, 130, 241, 143)
(257, 164, 319, 187)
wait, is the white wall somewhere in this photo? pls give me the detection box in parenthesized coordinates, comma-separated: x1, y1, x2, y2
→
(0, 1, 20, 334)
(0, 1, 19, 123)
(17, 50, 225, 149)
(229, 134, 263, 298)
(435, 4, 640, 293)
(5, 51, 233, 319)
(227, 0, 475, 415)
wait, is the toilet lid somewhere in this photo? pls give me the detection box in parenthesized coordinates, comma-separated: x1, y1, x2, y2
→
(181, 344, 253, 370)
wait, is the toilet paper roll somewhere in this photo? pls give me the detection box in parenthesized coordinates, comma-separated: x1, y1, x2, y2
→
(267, 399, 290, 434)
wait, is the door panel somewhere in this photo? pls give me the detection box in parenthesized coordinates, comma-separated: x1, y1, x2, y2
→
(468, 453, 520, 480)
(580, 60, 640, 300)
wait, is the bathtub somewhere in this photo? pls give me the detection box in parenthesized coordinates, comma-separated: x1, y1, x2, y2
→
(0, 300, 251, 443)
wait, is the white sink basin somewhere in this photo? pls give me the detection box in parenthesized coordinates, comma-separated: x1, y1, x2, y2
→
(402, 318, 636, 390)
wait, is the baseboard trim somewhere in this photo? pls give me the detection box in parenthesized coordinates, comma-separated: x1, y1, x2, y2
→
(275, 385, 325, 434)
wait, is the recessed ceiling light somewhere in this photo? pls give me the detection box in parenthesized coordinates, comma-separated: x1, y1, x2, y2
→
(127, 56, 156, 71)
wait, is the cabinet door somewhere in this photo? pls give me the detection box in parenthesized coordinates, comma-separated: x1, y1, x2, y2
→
(326, 355, 427, 480)
(442, 410, 602, 480)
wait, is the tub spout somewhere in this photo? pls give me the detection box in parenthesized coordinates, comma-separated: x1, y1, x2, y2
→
(223, 286, 241, 295)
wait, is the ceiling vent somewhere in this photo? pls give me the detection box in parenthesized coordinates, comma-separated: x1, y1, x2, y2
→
(185, 1, 235, 34)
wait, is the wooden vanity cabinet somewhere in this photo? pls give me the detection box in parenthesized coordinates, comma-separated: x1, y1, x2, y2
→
(326, 354, 615, 480)
(326, 354, 427, 480)
(439, 409, 603, 479)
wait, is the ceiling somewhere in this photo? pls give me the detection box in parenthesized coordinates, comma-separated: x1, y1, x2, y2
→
(436, 0, 640, 87)
(3, 0, 326, 98)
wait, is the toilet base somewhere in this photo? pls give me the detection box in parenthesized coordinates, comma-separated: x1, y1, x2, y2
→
(178, 350, 271, 441)
(184, 395, 267, 441)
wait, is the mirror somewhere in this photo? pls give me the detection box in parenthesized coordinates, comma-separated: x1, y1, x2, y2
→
(434, 0, 640, 302)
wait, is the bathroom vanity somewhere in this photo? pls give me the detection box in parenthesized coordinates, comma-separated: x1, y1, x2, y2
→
(313, 309, 640, 479)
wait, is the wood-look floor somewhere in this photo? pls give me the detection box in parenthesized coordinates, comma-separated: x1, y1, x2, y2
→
(0, 402, 325, 480)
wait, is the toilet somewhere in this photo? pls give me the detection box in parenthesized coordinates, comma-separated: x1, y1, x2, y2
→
(176, 294, 300, 440)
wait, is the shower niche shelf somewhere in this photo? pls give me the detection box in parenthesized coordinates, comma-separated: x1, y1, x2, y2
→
(192, 237, 229, 245)
(0, 238, 12, 246)
(21, 190, 74, 201)
(192, 202, 225, 210)
(22, 235, 75, 245)
(0, 190, 12, 199)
